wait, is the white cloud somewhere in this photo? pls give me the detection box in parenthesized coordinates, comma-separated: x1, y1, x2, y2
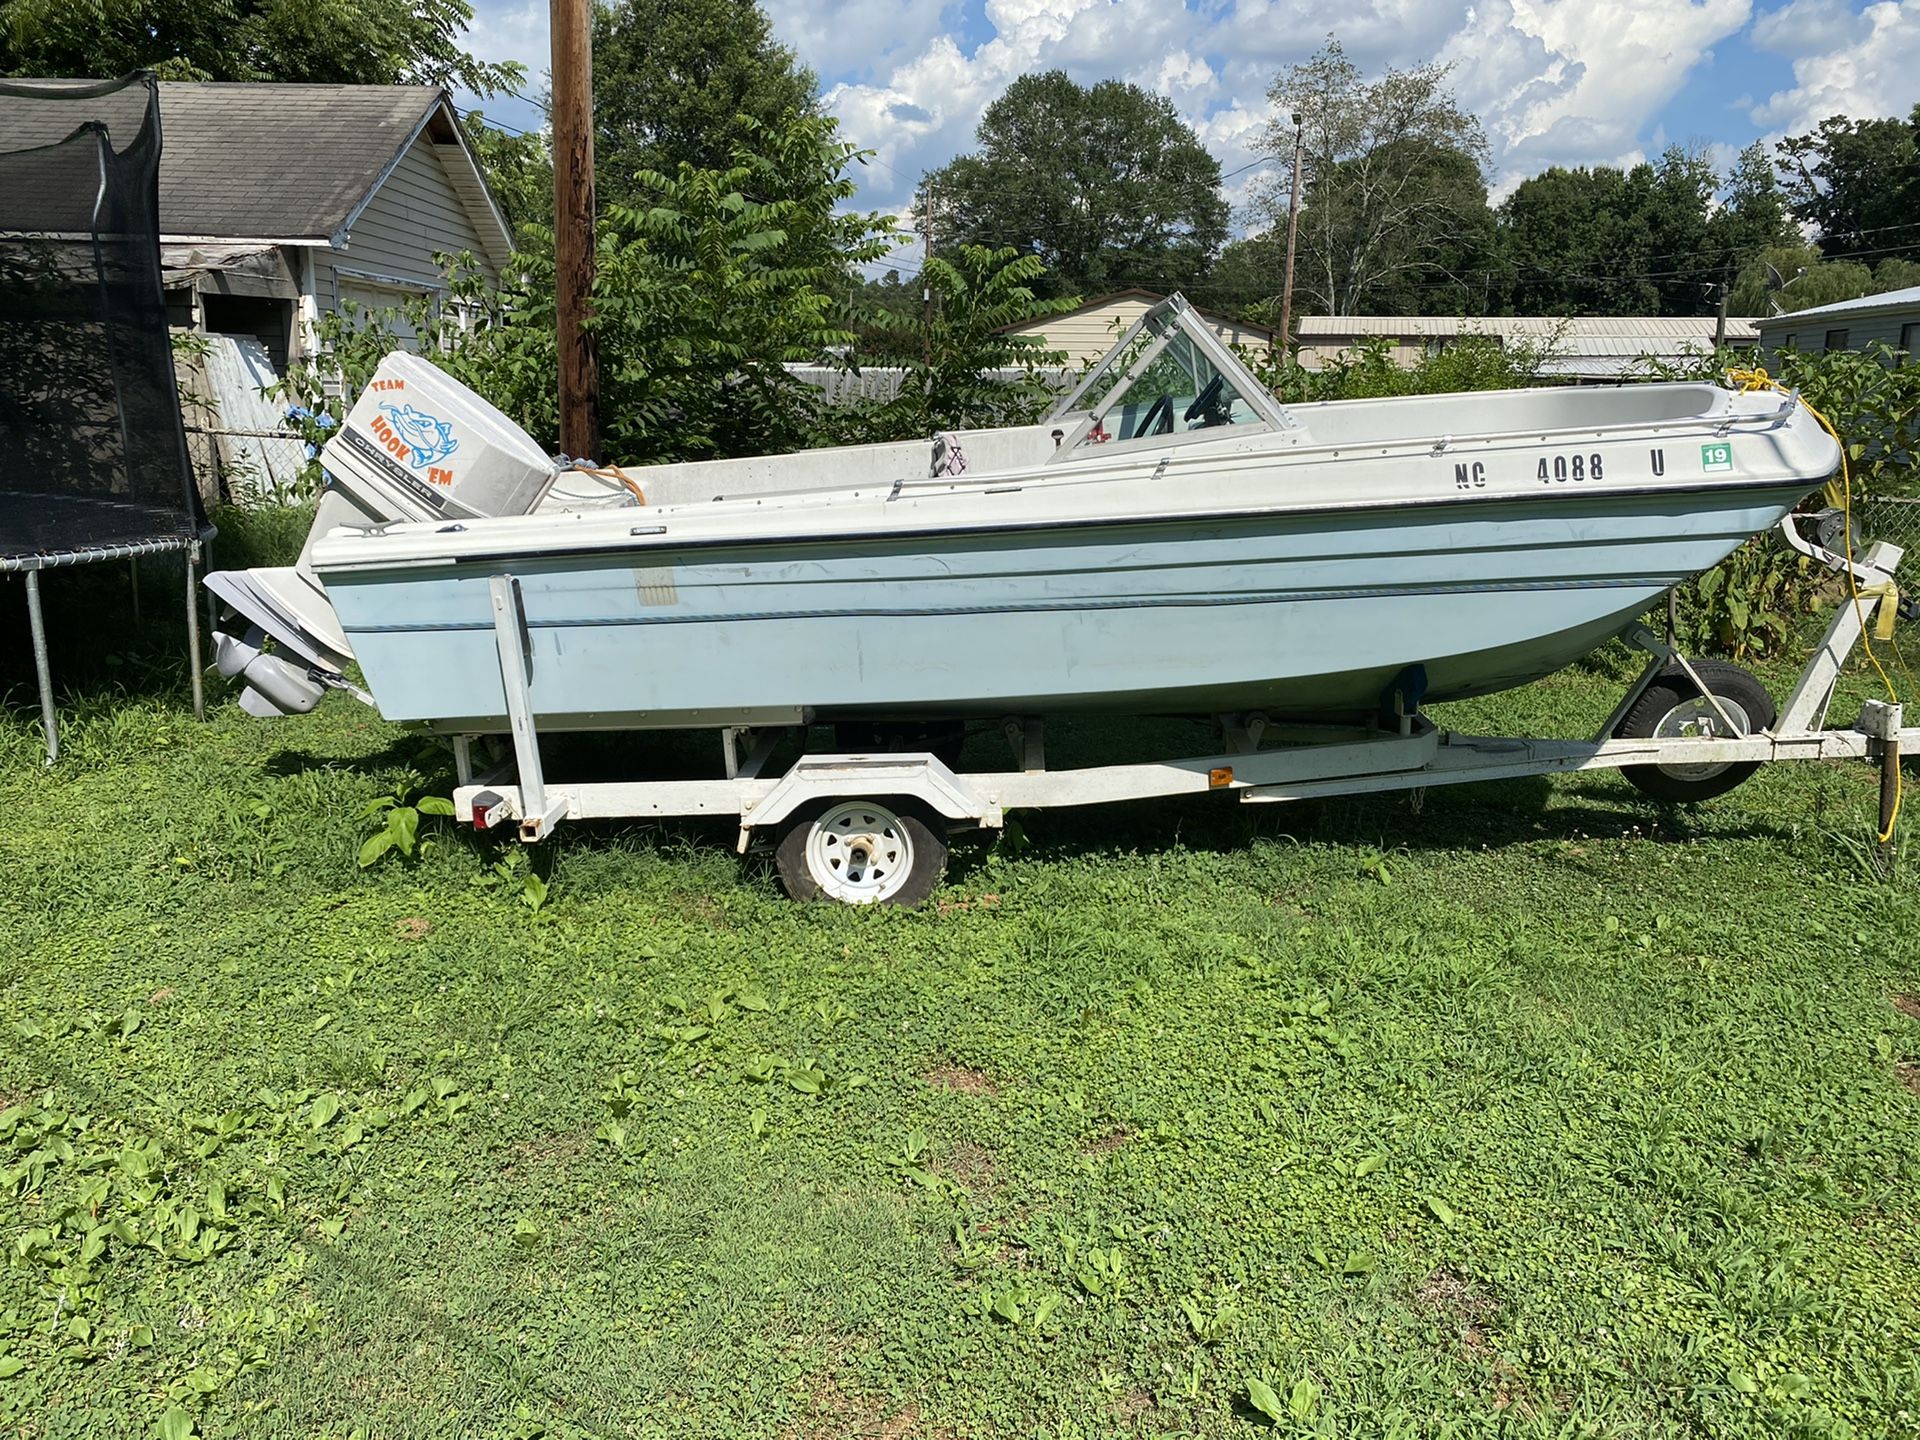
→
(761, 0, 952, 84)
(1154, 49, 1219, 103)
(457, 0, 1834, 237)
(1751, 0, 1920, 132)
(457, 0, 550, 119)
(1750, 0, 1861, 54)
(1444, 0, 1751, 188)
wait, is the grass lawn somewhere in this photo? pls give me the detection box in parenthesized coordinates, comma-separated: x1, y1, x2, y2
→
(2, 558, 1919, 1439)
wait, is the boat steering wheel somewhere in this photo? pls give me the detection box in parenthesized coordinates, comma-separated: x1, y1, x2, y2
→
(1184, 375, 1228, 427)
(1138, 395, 1175, 438)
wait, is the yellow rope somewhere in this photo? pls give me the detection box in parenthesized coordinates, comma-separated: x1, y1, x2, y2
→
(1728, 366, 1902, 842)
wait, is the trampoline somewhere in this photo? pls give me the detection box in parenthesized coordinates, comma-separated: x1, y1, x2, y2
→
(0, 73, 208, 760)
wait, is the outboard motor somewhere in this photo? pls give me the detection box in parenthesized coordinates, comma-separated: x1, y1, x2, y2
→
(204, 352, 562, 715)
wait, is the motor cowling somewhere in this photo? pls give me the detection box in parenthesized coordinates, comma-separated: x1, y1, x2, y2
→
(320, 351, 559, 525)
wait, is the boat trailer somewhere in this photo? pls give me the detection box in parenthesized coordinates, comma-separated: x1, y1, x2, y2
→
(451, 522, 1915, 903)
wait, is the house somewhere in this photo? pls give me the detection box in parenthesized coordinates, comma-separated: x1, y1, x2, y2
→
(1755, 285, 1920, 361)
(1295, 315, 1760, 381)
(0, 80, 513, 496)
(146, 82, 512, 367)
(0, 81, 511, 364)
(998, 288, 1276, 363)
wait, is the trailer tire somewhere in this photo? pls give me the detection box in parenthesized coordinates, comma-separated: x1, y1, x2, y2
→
(1617, 660, 1775, 803)
(774, 798, 947, 906)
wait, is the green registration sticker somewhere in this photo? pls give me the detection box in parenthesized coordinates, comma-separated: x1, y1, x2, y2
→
(1701, 441, 1734, 473)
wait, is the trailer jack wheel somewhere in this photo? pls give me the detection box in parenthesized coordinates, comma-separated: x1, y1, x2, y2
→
(774, 798, 947, 906)
(1617, 659, 1775, 802)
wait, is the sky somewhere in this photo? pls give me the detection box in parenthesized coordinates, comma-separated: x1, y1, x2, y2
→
(455, 0, 1920, 267)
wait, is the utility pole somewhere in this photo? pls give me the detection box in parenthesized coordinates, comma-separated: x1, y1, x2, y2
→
(1713, 277, 1729, 350)
(1277, 112, 1305, 357)
(921, 185, 936, 365)
(551, 0, 600, 460)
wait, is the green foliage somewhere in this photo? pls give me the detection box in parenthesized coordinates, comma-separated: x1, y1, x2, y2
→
(0, 0, 521, 94)
(1777, 104, 1920, 262)
(1635, 341, 1920, 655)
(3, 612, 1920, 1436)
(1496, 145, 1785, 316)
(1259, 39, 1490, 318)
(1683, 537, 1820, 662)
(278, 113, 899, 468)
(922, 70, 1228, 299)
(356, 776, 455, 868)
(591, 0, 819, 215)
(838, 245, 1077, 437)
(1243, 332, 1553, 403)
(1727, 243, 1874, 316)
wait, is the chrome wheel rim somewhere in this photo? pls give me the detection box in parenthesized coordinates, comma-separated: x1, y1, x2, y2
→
(1652, 695, 1752, 782)
(805, 801, 912, 904)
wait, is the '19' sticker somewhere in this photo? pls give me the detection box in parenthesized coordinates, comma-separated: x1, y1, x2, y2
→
(1701, 442, 1734, 473)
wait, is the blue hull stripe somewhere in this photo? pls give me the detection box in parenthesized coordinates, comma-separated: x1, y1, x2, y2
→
(339, 573, 1679, 637)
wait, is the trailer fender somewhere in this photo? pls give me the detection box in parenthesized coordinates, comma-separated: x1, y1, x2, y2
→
(738, 753, 999, 852)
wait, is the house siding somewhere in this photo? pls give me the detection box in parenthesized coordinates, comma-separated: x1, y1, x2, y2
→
(1758, 297, 1920, 363)
(1005, 298, 1273, 364)
(1821, 314, 1908, 353)
(314, 138, 499, 319)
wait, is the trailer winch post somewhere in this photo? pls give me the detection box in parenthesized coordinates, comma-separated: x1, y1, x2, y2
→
(1861, 698, 1903, 858)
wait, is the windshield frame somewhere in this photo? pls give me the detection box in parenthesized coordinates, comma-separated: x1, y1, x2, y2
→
(1046, 294, 1295, 462)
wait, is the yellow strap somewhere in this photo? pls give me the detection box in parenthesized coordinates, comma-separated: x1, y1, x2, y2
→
(1864, 581, 1903, 643)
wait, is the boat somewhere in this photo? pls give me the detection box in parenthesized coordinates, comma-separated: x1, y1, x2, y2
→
(206, 293, 1839, 736)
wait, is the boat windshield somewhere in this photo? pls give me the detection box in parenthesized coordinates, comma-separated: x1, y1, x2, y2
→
(1050, 296, 1281, 456)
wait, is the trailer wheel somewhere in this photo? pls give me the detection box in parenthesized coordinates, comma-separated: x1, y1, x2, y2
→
(1617, 660, 1775, 802)
(774, 798, 947, 906)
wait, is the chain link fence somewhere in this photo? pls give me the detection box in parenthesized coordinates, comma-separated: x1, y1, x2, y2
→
(180, 421, 305, 508)
(1857, 495, 1920, 585)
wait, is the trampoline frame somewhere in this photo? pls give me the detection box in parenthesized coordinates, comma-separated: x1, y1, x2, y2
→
(5, 535, 206, 762)
(0, 74, 211, 762)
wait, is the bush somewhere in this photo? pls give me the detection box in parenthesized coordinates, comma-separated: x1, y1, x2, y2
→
(1238, 331, 1556, 403)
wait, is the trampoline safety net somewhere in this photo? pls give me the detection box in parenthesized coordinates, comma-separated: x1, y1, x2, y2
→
(0, 73, 203, 566)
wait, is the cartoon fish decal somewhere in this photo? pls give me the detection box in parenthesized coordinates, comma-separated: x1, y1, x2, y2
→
(378, 403, 460, 470)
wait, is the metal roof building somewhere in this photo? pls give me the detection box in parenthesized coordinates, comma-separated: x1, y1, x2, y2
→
(1754, 285, 1920, 360)
(1296, 315, 1759, 380)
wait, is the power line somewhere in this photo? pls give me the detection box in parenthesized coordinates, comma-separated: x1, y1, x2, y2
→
(458, 105, 541, 140)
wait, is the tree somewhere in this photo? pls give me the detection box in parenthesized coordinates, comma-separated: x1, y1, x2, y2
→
(920, 71, 1227, 300)
(284, 113, 898, 468)
(1495, 146, 1782, 317)
(592, 0, 818, 209)
(1727, 244, 1876, 316)
(1498, 165, 1656, 314)
(827, 247, 1076, 440)
(1777, 107, 1920, 262)
(0, 0, 520, 94)
(844, 269, 926, 364)
(1711, 141, 1797, 264)
(1192, 233, 1287, 321)
(1257, 39, 1488, 317)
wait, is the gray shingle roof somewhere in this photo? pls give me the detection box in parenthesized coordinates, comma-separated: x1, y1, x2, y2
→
(0, 80, 498, 247)
(152, 82, 438, 240)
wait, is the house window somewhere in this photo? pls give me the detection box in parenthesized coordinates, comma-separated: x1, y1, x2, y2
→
(1902, 322, 1919, 357)
(1824, 328, 1849, 352)
(1782, 334, 1796, 350)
